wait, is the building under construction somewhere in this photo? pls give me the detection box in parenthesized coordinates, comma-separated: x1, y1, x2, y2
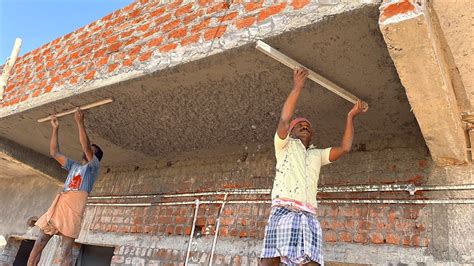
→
(0, 0, 472, 265)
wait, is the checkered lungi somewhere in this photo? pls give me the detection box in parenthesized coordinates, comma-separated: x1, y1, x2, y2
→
(260, 207, 324, 265)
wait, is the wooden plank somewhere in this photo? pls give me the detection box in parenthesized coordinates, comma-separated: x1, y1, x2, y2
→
(38, 98, 114, 122)
(0, 38, 22, 99)
(256, 40, 367, 107)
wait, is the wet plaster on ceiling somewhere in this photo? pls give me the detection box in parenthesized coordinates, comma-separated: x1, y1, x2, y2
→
(0, 6, 425, 167)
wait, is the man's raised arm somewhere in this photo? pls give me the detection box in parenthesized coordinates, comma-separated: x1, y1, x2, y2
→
(74, 108, 93, 162)
(50, 116, 67, 167)
(277, 68, 308, 139)
(329, 100, 366, 162)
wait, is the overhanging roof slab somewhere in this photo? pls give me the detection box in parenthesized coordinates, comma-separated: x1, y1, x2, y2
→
(0, 5, 425, 167)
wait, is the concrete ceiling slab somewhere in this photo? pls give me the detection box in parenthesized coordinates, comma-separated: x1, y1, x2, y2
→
(0, 6, 425, 167)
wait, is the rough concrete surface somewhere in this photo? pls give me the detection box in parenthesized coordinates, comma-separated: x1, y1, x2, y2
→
(428, 202, 474, 263)
(379, 1, 468, 165)
(0, 176, 60, 237)
(0, 139, 62, 239)
(447, 205, 474, 262)
(78, 232, 436, 265)
(432, 0, 473, 111)
(0, 137, 65, 183)
(0, 6, 424, 168)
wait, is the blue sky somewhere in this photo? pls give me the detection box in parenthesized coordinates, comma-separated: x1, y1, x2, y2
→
(0, 0, 132, 60)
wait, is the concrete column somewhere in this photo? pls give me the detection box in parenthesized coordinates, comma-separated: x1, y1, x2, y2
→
(378, 0, 468, 165)
(431, 0, 473, 111)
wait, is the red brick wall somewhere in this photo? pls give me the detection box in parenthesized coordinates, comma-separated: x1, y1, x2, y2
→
(0, 0, 313, 108)
(85, 147, 432, 259)
(90, 203, 270, 240)
(319, 204, 429, 246)
(89, 203, 429, 248)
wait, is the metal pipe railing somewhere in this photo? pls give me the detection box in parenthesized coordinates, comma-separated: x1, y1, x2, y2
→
(87, 189, 269, 200)
(185, 199, 199, 265)
(209, 194, 228, 266)
(86, 198, 474, 207)
(318, 183, 474, 195)
(87, 183, 474, 200)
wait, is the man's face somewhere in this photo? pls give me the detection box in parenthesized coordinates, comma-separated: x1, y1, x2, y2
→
(291, 121, 313, 142)
(92, 145, 98, 155)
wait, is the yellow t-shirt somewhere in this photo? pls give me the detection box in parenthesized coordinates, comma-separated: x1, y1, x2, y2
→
(271, 133, 332, 208)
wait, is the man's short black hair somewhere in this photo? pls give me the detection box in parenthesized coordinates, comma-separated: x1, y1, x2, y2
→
(92, 144, 103, 161)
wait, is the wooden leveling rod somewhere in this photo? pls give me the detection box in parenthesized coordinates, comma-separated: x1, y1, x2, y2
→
(255, 40, 368, 108)
(38, 98, 114, 123)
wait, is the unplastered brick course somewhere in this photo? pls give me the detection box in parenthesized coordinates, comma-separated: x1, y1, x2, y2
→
(88, 203, 430, 247)
(0, 0, 322, 110)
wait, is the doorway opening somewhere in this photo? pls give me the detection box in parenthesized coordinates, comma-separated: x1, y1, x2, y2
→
(75, 244, 114, 266)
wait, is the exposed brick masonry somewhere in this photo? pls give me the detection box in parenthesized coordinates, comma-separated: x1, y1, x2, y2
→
(90, 203, 429, 247)
(86, 146, 432, 265)
(1, 0, 313, 108)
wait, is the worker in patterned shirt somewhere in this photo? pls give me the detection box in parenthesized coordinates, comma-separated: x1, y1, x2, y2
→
(28, 108, 103, 266)
(260, 68, 366, 265)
